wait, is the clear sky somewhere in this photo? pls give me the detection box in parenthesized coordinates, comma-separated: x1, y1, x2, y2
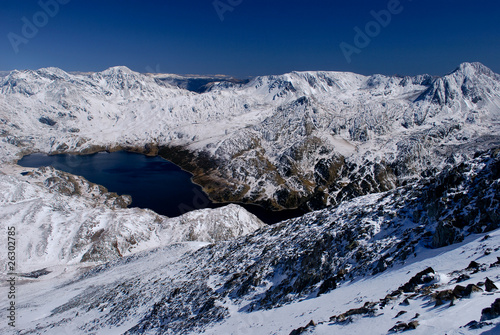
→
(1, 0, 499, 77)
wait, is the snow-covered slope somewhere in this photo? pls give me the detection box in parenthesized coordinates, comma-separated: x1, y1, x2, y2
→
(0, 164, 264, 272)
(1, 63, 499, 211)
(1, 148, 498, 334)
(209, 231, 500, 335)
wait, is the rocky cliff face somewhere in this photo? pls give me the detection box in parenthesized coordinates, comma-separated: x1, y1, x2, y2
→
(176, 63, 500, 210)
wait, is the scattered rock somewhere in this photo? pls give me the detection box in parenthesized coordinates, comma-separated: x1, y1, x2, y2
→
(38, 116, 57, 126)
(453, 284, 483, 298)
(389, 321, 419, 332)
(399, 267, 435, 293)
(456, 274, 470, 283)
(364, 301, 377, 309)
(395, 310, 407, 318)
(466, 283, 483, 295)
(480, 298, 500, 321)
(408, 321, 419, 329)
(399, 298, 410, 306)
(289, 320, 316, 335)
(466, 261, 481, 272)
(453, 285, 467, 298)
(490, 257, 500, 267)
(485, 278, 498, 292)
(330, 306, 376, 323)
(464, 320, 492, 329)
(433, 289, 455, 306)
(380, 294, 398, 308)
(389, 290, 403, 298)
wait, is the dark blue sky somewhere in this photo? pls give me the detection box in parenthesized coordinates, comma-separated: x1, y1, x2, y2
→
(1, 0, 499, 77)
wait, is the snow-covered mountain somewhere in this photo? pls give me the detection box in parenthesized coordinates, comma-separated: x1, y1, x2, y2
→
(1, 63, 499, 211)
(0, 63, 499, 334)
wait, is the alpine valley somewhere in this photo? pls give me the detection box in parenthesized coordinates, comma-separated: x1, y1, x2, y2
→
(0, 62, 499, 334)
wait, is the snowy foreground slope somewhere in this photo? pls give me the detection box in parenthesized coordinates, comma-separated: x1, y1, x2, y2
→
(1, 62, 499, 209)
(1, 148, 498, 334)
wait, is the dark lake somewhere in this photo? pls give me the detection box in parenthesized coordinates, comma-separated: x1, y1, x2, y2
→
(17, 151, 305, 224)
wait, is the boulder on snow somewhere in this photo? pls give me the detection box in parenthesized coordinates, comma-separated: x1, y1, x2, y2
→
(485, 278, 498, 292)
(480, 298, 500, 321)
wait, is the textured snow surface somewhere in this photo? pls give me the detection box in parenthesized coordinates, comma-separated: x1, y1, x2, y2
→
(205, 231, 500, 335)
(1, 201, 499, 334)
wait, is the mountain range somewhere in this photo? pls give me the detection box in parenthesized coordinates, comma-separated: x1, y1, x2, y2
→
(0, 62, 499, 334)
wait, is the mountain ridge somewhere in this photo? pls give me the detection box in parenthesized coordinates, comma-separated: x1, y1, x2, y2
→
(0, 62, 499, 334)
(2, 62, 499, 212)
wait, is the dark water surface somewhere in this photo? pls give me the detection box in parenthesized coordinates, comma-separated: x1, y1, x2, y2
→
(17, 151, 305, 224)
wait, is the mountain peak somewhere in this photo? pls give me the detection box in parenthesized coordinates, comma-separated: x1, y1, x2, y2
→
(101, 66, 136, 76)
(452, 62, 495, 78)
(36, 67, 71, 80)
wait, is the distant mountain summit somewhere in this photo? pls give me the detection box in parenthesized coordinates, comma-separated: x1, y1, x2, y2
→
(416, 62, 500, 106)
